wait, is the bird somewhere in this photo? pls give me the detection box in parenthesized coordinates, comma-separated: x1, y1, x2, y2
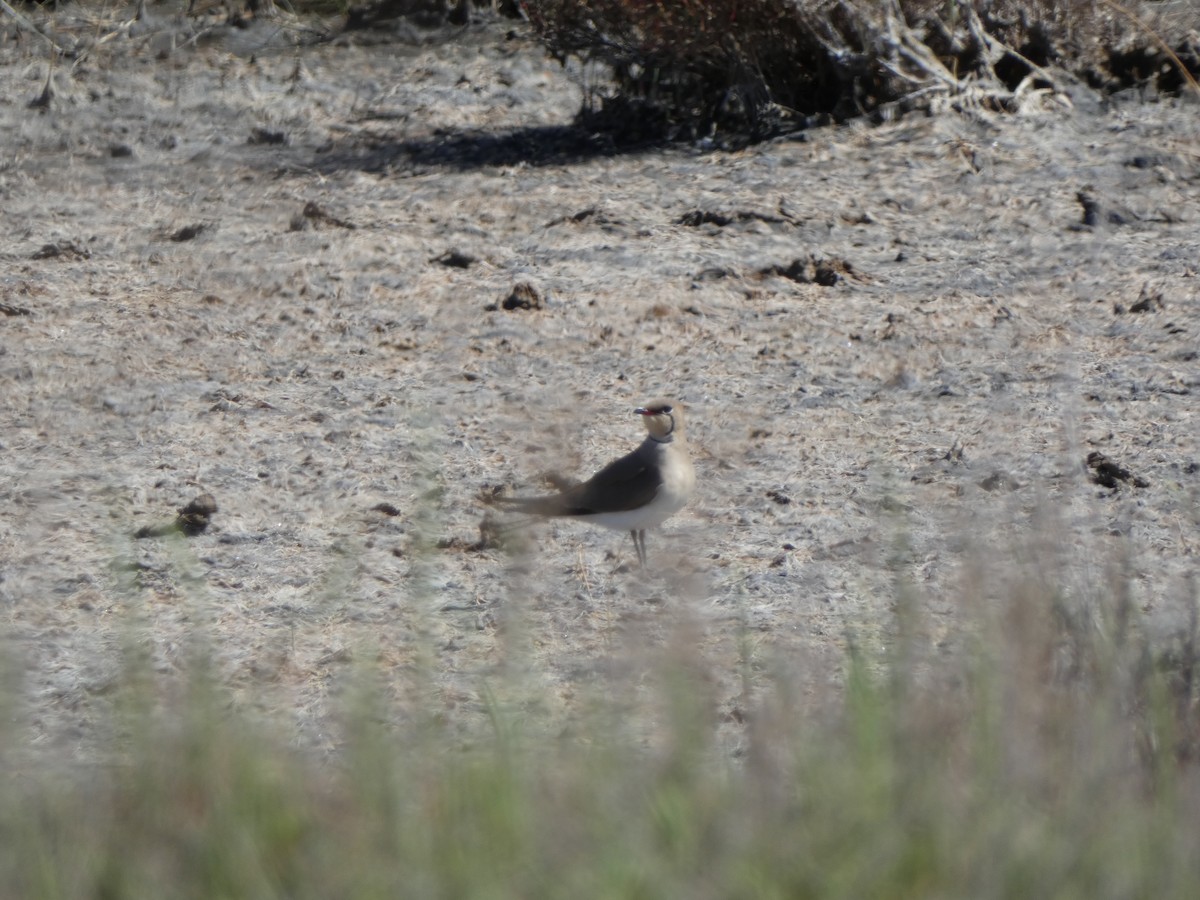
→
(493, 400, 696, 566)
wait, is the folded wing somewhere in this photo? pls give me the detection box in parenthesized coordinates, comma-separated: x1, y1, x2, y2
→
(498, 448, 662, 518)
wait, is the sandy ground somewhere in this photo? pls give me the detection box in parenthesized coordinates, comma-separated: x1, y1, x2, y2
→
(2, 5, 1198, 757)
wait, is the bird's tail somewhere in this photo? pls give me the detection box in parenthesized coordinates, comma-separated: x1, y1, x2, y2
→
(489, 494, 565, 517)
(477, 487, 573, 554)
(477, 500, 549, 554)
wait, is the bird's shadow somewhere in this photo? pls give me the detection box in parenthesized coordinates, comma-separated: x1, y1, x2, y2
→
(312, 122, 664, 174)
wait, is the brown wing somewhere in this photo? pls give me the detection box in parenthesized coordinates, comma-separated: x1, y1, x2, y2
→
(497, 446, 662, 518)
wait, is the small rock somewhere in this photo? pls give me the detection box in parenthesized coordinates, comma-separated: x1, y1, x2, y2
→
(1086, 452, 1149, 489)
(177, 493, 219, 535)
(133, 492, 218, 539)
(496, 282, 542, 311)
(432, 249, 477, 268)
(248, 127, 288, 145)
(979, 472, 1020, 492)
(678, 209, 733, 227)
(169, 223, 209, 242)
(291, 201, 355, 231)
(1128, 284, 1165, 313)
(758, 255, 857, 286)
(1076, 188, 1138, 227)
(31, 241, 90, 261)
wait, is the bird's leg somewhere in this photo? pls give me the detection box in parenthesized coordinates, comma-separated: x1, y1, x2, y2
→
(631, 529, 647, 567)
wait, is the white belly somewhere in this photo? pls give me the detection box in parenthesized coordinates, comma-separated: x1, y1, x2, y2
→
(581, 447, 695, 532)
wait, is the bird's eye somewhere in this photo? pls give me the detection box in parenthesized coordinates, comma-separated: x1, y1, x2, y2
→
(660, 405, 673, 414)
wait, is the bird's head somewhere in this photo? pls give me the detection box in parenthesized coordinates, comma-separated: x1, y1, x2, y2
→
(636, 400, 682, 442)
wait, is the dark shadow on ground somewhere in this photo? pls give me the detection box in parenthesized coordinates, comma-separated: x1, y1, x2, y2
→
(311, 123, 666, 174)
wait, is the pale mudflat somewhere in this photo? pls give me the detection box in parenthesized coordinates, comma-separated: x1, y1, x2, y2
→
(1, 8, 1197, 756)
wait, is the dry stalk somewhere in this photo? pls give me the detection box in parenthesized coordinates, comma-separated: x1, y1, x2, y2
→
(1096, 0, 1200, 97)
(0, 0, 71, 55)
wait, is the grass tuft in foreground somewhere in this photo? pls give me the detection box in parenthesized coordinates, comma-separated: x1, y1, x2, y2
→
(3, 555, 1200, 898)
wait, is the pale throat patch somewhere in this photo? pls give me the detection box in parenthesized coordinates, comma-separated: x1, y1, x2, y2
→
(649, 415, 676, 443)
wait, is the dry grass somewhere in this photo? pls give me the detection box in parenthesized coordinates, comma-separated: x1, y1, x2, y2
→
(523, 0, 1200, 142)
(3, 529, 1200, 898)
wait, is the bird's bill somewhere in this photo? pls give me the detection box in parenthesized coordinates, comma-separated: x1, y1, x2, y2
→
(635, 403, 674, 416)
